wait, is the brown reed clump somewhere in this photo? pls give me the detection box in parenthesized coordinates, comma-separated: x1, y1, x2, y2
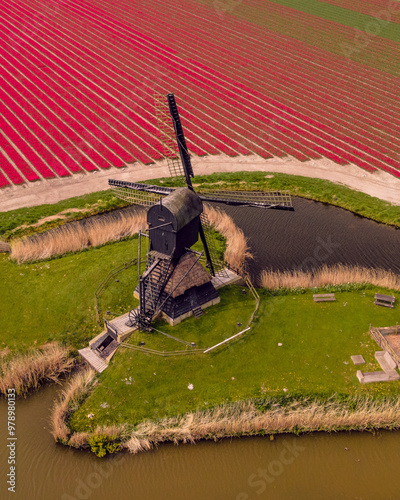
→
(68, 424, 128, 449)
(0, 344, 75, 397)
(0, 240, 11, 253)
(204, 204, 252, 274)
(68, 431, 90, 449)
(260, 264, 400, 290)
(50, 367, 96, 443)
(10, 211, 147, 263)
(123, 397, 400, 454)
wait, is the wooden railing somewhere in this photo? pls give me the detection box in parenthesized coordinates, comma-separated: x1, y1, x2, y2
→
(245, 275, 260, 328)
(120, 267, 261, 357)
(369, 326, 400, 367)
(94, 259, 137, 323)
(120, 342, 203, 357)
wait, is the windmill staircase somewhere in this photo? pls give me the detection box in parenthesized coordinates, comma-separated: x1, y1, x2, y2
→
(129, 252, 175, 329)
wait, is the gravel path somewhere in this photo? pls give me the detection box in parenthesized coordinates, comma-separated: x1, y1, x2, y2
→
(1, 154, 400, 212)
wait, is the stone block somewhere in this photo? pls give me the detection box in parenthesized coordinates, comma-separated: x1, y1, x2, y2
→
(357, 370, 392, 384)
(351, 355, 365, 365)
(375, 351, 397, 372)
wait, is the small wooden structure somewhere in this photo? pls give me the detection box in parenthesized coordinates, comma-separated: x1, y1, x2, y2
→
(374, 293, 395, 308)
(313, 293, 336, 302)
(78, 347, 108, 373)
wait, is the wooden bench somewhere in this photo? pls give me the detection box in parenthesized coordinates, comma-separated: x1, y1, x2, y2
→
(313, 293, 336, 302)
(374, 293, 395, 308)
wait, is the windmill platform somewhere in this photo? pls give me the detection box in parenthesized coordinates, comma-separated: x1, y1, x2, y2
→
(78, 347, 109, 373)
(212, 269, 243, 289)
(79, 310, 139, 373)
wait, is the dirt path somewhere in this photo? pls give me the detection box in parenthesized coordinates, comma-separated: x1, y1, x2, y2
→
(1, 154, 400, 211)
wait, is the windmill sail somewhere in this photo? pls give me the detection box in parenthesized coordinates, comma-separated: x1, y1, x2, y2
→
(166, 94, 194, 184)
(198, 189, 293, 210)
(109, 180, 173, 206)
(154, 93, 185, 178)
(109, 179, 293, 211)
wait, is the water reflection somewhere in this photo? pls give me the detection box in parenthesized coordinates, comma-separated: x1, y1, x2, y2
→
(223, 198, 400, 279)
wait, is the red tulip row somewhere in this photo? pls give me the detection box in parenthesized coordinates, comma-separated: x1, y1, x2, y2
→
(130, 0, 400, 169)
(1, 0, 400, 188)
(83, 0, 399, 173)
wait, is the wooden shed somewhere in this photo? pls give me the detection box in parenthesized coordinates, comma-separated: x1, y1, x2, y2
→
(147, 187, 202, 258)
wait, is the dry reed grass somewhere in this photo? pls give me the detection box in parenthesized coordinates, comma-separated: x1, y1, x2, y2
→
(204, 204, 252, 274)
(68, 431, 90, 448)
(51, 365, 127, 446)
(123, 397, 400, 454)
(10, 211, 147, 263)
(0, 344, 75, 396)
(9, 203, 248, 271)
(51, 367, 96, 442)
(260, 264, 400, 290)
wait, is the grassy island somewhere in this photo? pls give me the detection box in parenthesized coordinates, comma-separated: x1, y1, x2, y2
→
(1, 172, 399, 455)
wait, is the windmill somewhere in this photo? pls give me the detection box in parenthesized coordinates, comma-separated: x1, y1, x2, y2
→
(109, 94, 293, 330)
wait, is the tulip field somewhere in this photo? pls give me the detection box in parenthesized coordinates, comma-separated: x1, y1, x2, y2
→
(1, 0, 400, 188)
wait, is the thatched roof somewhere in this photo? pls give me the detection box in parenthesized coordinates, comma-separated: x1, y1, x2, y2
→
(164, 252, 211, 298)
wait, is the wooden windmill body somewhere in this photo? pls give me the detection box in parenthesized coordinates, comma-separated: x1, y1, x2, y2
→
(147, 187, 201, 259)
(109, 94, 294, 331)
(135, 187, 220, 326)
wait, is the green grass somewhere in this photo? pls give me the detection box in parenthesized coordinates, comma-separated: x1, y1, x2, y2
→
(0, 226, 224, 354)
(0, 239, 142, 352)
(2, 173, 400, 428)
(68, 287, 400, 432)
(264, 0, 400, 41)
(0, 190, 129, 241)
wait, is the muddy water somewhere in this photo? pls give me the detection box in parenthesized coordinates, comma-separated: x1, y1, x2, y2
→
(1, 383, 400, 500)
(222, 198, 400, 279)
